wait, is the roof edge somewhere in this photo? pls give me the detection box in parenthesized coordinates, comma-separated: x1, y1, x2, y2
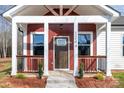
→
(106, 5, 121, 16)
(96, 5, 120, 17)
(3, 5, 25, 20)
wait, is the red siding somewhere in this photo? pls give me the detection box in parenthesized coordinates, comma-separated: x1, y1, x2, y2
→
(27, 24, 44, 70)
(78, 24, 97, 71)
(26, 23, 96, 71)
(78, 24, 96, 56)
(27, 24, 44, 56)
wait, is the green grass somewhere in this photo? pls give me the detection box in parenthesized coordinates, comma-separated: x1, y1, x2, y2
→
(112, 72, 124, 88)
(16, 73, 26, 79)
(0, 62, 11, 79)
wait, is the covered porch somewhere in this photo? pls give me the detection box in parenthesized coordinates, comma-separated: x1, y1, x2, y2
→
(12, 16, 111, 76)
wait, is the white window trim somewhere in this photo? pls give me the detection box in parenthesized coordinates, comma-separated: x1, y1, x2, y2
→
(78, 31, 93, 56)
(30, 32, 44, 55)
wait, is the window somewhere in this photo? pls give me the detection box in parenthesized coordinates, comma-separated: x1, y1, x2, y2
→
(33, 34, 44, 55)
(123, 36, 124, 56)
(78, 33, 92, 55)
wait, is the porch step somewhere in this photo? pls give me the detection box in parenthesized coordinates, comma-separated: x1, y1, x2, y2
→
(45, 71, 77, 88)
(46, 83, 77, 88)
(47, 77, 75, 83)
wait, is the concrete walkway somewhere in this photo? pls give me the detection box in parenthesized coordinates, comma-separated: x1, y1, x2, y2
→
(46, 71, 77, 88)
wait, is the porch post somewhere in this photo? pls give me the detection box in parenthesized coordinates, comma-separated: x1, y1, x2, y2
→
(106, 21, 112, 76)
(44, 22, 49, 76)
(11, 20, 17, 75)
(73, 22, 79, 76)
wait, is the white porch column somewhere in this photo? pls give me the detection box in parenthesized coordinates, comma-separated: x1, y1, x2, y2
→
(11, 20, 17, 75)
(44, 22, 49, 76)
(106, 21, 112, 76)
(73, 22, 79, 76)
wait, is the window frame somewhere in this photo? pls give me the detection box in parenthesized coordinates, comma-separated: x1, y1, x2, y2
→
(30, 32, 44, 56)
(78, 32, 93, 56)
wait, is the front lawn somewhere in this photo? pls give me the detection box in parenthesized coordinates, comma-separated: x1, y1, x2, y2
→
(112, 72, 124, 88)
(0, 58, 47, 88)
(0, 59, 11, 79)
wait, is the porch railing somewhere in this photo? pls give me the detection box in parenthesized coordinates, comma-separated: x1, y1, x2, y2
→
(78, 56, 107, 72)
(17, 55, 44, 73)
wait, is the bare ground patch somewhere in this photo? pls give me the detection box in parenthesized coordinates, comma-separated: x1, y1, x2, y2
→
(0, 76, 47, 88)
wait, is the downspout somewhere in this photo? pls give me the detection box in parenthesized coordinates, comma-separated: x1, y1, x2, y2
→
(18, 27, 24, 55)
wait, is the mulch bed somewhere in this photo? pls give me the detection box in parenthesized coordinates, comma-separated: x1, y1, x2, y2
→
(0, 77, 47, 88)
(75, 77, 119, 88)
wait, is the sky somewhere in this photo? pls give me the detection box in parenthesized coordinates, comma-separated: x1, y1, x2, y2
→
(110, 5, 124, 15)
(0, 5, 14, 14)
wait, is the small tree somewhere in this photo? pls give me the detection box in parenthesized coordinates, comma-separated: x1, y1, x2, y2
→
(78, 62, 84, 78)
(38, 63, 43, 79)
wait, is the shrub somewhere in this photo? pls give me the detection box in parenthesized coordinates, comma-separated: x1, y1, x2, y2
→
(38, 63, 43, 79)
(16, 73, 26, 79)
(94, 72, 104, 80)
(78, 63, 84, 78)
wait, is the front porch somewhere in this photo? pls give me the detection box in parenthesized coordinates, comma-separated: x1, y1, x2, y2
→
(11, 15, 111, 76)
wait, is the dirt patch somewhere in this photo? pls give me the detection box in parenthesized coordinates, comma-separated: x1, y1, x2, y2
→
(0, 58, 11, 63)
(75, 77, 118, 88)
(0, 64, 4, 68)
(0, 76, 47, 88)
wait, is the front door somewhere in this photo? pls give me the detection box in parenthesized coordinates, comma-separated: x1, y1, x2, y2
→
(54, 36, 69, 70)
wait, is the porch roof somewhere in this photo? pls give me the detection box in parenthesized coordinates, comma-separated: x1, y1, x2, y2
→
(3, 5, 120, 21)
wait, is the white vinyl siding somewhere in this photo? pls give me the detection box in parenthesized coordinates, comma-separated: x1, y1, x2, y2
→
(97, 29, 106, 56)
(110, 27, 124, 69)
(97, 26, 124, 70)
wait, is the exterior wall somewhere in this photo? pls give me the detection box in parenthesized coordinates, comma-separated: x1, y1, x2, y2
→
(97, 29, 106, 55)
(78, 24, 96, 55)
(78, 24, 97, 71)
(27, 24, 44, 56)
(27, 23, 97, 71)
(48, 24, 74, 70)
(27, 24, 44, 70)
(110, 27, 124, 70)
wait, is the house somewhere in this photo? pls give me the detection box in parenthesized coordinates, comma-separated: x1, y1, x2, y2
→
(3, 5, 124, 76)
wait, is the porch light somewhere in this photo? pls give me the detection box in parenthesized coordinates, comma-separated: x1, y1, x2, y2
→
(59, 24, 64, 30)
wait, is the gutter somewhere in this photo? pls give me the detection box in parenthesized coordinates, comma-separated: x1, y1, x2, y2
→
(111, 24, 124, 26)
(106, 5, 121, 16)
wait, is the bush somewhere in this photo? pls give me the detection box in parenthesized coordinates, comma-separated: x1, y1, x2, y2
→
(94, 73, 104, 80)
(16, 73, 26, 79)
(38, 63, 43, 79)
(78, 63, 84, 78)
